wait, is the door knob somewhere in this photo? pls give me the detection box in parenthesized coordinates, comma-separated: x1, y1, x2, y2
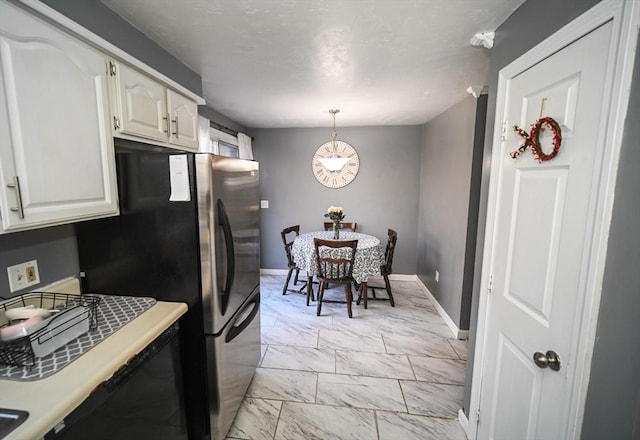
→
(533, 350, 561, 371)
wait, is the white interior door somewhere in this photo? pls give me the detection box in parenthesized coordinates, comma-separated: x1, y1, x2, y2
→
(475, 21, 613, 439)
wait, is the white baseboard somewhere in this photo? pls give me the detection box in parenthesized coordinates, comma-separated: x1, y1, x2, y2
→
(385, 273, 417, 281)
(260, 270, 416, 281)
(458, 408, 470, 439)
(415, 276, 469, 340)
(260, 268, 289, 276)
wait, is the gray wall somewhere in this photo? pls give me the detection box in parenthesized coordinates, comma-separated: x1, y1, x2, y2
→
(40, 0, 202, 96)
(251, 126, 422, 275)
(0, 1, 203, 297)
(417, 95, 483, 329)
(199, 105, 247, 135)
(581, 32, 640, 440)
(461, 95, 487, 331)
(461, 3, 640, 439)
(0, 226, 78, 296)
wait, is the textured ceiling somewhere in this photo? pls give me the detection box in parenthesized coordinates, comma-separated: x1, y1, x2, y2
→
(101, 0, 524, 128)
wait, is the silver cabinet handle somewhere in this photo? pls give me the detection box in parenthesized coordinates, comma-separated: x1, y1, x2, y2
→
(6, 176, 24, 219)
(172, 115, 179, 137)
(163, 113, 169, 133)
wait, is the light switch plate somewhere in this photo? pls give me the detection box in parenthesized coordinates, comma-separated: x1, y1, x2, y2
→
(260, 200, 269, 209)
(7, 260, 40, 293)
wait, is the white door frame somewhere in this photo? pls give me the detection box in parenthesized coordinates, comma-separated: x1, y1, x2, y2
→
(468, 1, 639, 439)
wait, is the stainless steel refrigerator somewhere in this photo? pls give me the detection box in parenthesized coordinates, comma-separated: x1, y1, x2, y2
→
(75, 139, 261, 439)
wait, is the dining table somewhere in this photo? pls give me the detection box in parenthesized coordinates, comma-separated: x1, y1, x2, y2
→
(291, 231, 384, 306)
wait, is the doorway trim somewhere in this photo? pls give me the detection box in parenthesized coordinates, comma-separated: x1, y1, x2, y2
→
(468, 1, 639, 439)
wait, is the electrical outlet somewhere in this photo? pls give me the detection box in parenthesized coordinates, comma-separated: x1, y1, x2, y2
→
(26, 265, 37, 283)
(435, 270, 439, 283)
(7, 260, 40, 293)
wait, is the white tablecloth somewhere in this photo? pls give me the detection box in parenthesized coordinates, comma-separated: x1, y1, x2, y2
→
(291, 231, 383, 283)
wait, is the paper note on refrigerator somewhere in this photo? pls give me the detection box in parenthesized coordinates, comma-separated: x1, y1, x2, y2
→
(169, 155, 191, 202)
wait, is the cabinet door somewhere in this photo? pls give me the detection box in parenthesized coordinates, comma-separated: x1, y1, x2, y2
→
(0, 3, 118, 232)
(167, 89, 199, 150)
(112, 61, 168, 142)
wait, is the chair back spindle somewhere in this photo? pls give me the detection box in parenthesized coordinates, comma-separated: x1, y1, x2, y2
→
(357, 228, 397, 308)
(383, 228, 398, 275)
(313, 238, 358, 318)
(280, 225, 307, 295)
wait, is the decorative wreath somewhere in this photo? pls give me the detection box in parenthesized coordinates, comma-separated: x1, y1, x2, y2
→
(510, 116, 563, 162)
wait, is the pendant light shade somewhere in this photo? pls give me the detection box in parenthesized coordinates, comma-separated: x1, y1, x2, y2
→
(318, 109, 350, 171)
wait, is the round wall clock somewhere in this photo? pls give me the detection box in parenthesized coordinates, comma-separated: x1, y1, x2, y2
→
(312, 140, 360, 188)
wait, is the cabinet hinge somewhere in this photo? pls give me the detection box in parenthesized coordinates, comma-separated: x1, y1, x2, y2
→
(108, 60, 117, 76)
(501, 120, 508, 141)
(488, 274, 493, 294)
(476, 410, 481, 423)
(113, 116, 120, 130)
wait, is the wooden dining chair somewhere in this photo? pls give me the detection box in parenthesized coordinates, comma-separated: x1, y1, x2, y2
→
(323, 222, 357, 232)
(358, 229, 397, 307)
(280, 225, 307, 295)
(313, 238, 358, 318)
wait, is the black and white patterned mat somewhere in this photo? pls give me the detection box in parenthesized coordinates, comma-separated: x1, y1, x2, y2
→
(0, 295, 156, 381)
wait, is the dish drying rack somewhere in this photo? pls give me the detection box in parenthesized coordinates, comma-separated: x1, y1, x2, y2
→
(0, 292, 100, 368)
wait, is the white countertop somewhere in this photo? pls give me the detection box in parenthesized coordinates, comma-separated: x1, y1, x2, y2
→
(0, 298, 187, 440)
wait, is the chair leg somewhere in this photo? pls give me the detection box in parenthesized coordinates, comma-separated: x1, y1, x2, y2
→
(306, 275, 315, 306)
(293, 268, 301, 285)
(345, 284, 353, 318)
(316, 282, 325, 316)
(355, 282, 368, 309)
(282, 268, 294, 295)
(384, 275, 395, 307)
(361, 282, 368, 310)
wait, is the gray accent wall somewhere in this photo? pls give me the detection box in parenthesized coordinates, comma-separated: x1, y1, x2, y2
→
(0, 226, 78, 297)
(251, 126, 422, 275)
(461, 2, 640, 439)
(417, 95, 485, 330)
(581, 31, 640, 440)
(198, 105, 247, 135)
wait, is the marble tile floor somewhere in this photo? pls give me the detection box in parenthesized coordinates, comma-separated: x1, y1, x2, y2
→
(226, 274, 468, 440)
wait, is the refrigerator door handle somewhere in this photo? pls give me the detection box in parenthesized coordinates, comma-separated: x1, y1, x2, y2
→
(217, 199, 235, 315)
(225, 292, 260, 343)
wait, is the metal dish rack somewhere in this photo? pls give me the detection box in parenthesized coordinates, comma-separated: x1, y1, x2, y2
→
(0, 292, 101, 368)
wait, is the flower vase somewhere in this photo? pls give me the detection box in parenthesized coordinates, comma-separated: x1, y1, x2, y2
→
(332, 221, 340, 239)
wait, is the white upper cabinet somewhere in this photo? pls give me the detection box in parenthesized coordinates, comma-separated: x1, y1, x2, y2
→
(110, 61, 199, 151)
(111, 61, 168, 142)
(0, 3, 118, 233)
(168, 89, 199, 149)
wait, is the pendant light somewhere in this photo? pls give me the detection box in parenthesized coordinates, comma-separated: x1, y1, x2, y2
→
(318, 109, 350, 172)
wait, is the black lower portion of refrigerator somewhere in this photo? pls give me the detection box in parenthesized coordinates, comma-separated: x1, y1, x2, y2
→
(75, 140, 261, 439)
(75, 142, 209, 439)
